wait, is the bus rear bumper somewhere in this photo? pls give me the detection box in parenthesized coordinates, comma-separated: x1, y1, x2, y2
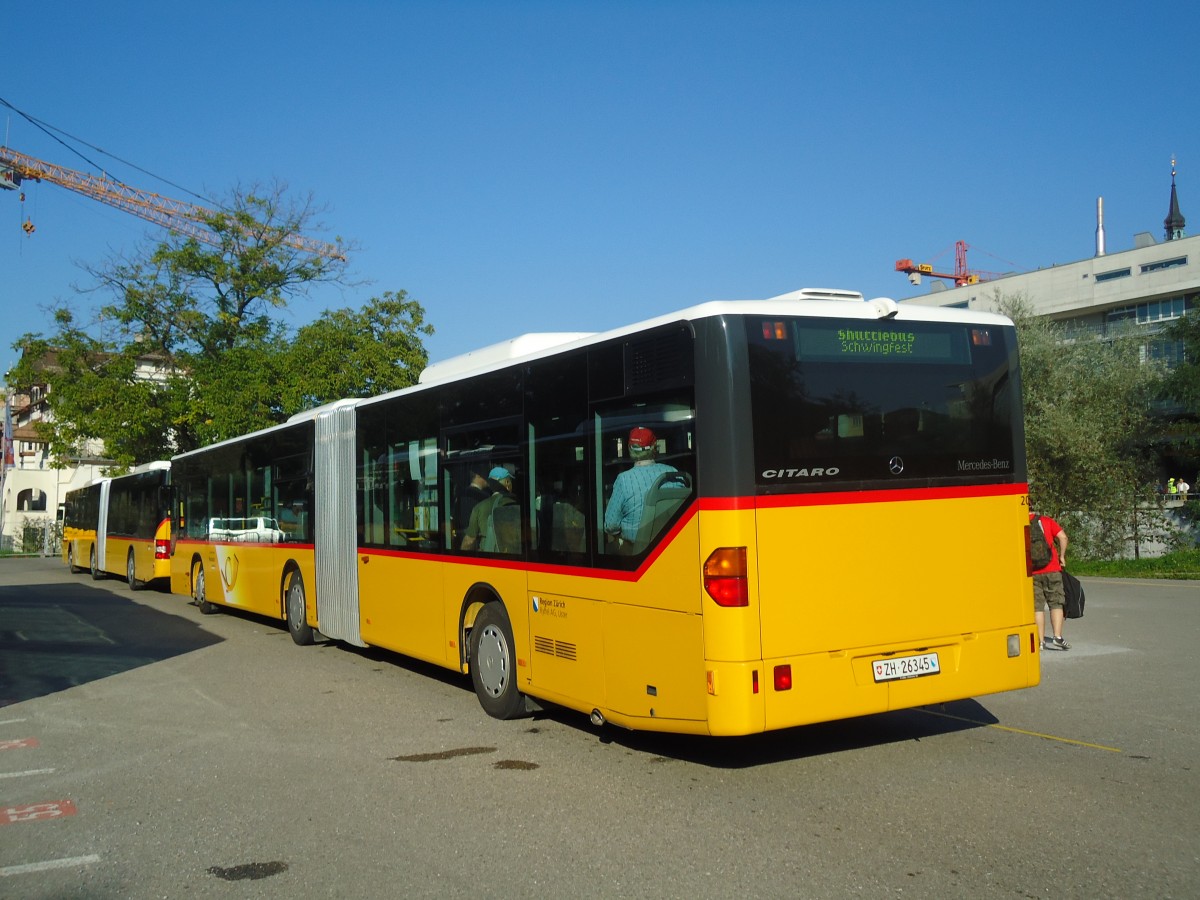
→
(704, 625, 1041, 736)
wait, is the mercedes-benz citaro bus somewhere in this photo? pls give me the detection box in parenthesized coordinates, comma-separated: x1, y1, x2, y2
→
(63, 460, 172, 590)
(169, 288, 1040, 735)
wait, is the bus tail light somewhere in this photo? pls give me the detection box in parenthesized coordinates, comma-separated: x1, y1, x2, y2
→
(703, 547, 749, 607)
(155, 539, 170, 560)
(773, 665, 792, 691)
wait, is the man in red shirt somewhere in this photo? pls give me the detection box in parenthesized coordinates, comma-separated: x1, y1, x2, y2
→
(1031, 512, 1070, 650)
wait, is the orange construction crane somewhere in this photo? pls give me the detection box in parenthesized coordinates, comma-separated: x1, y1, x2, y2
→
(895, 240, 991, 287)
(0, 145, 344, 261)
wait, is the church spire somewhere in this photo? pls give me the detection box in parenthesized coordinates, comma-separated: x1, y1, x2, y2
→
(1164, 156, 1186, 241)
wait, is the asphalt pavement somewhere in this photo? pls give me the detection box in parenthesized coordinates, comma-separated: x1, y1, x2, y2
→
(0, 557, 1196, 899)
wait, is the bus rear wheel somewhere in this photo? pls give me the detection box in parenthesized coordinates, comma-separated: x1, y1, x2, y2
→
(285, 569, 314, 646)
(127, 550, 143, 591)
(469, 603, 528, 720)
(67, 545, 81, 574)
(89, 547, 103, 581)
(193, 562, 217, 615)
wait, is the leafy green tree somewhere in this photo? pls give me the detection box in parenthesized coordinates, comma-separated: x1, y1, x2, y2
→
(9, 185, 432, 468)
(998, 292, 1164, 557)
(280, 292, 434, 409)
(1159, 296, 1200, 468)
(1161, 295, 1200, 410)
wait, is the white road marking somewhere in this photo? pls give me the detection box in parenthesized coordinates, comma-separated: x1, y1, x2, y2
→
(0, 854, 101, 877)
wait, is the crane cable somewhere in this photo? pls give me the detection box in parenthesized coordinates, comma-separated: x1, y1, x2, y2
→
(0, 95, 219, 208)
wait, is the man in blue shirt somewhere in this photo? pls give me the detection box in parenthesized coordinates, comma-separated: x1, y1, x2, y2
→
(603, 427, 676, 550)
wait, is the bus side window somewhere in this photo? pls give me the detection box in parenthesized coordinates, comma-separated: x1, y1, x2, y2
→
(357, 399, 442, 552)
(526, 353, 589, 562)
(530, 434, 588, 559)
(595, 402, 695, 559)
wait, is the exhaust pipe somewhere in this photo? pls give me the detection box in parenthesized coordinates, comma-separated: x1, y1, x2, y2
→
(589, 709, 605, 727)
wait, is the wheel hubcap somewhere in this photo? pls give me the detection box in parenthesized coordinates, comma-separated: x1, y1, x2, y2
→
(477, 624, 509, 698)
(288, 582, 303, 628)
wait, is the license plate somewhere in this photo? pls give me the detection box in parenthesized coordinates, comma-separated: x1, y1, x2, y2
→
(872, 652, 940, 683)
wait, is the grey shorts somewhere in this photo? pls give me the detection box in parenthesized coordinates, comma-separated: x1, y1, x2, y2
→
(1032, 571, 1065, 612)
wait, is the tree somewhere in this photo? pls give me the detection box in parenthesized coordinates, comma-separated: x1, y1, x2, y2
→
(9, 184, 433, 468)
(1159, 296, 1200, 469)
(997, 292, 1164, 557)
(280, 292, 434, 409)
(1161, 294, 1200, 412)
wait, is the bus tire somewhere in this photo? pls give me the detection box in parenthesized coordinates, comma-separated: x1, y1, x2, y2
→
(469, 602, 528, 720)
(90, 546, 104, 581)
(193, 562, 217, 615)
(284, 568, 315, 646)
(67, 545, 82, 574)
(127, 549, 143, 591)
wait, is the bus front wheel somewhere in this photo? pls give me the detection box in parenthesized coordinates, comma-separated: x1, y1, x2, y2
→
(127, 550, 143, 591)
(285, 569, 315, 646)
(469, 603, 528, 720)
(67, 545, 81, 574)
(193, 562, 217, 615)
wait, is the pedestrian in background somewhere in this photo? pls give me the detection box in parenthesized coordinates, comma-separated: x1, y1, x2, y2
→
(1031, 512, 1071, 651)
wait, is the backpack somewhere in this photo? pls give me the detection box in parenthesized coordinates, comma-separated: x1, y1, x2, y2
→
(1029, 516, 1052, 569)
(1062, 570, 1086, 619)
(480, 495, 520, 554)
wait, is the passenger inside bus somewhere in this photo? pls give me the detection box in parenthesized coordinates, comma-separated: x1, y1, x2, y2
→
(455, 468, 493, 548)
(603, 427, 678, 553)
(461, 466, 520, 553)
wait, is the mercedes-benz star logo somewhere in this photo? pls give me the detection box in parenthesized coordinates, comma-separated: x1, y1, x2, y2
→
(888, 456, 905, 475)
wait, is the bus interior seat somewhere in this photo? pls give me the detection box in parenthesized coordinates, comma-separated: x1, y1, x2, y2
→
(627, 471, 692, 555)
(551, 501, 586, 553)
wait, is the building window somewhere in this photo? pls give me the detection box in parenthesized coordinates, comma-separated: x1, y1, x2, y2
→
(1105, 306, 1138, 335)
(1144, 339, 1185, 369)
(1137, 296, 1186, 325)
(1140, 256, 1187, 274)
(1095, 267, 1131, 283)
(1108, 298, 1188, 333)
(16, 489, 48, 512)
(1060, 317, 1101, 340)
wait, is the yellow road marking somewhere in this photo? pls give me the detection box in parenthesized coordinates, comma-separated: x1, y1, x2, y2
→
(920, 708, 1122, 752)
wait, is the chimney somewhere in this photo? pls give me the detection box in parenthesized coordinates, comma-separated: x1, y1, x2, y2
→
(1095, 196, 1106, 257)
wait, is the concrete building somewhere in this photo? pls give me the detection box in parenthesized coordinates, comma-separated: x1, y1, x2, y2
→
(903, 164, 1196, 370)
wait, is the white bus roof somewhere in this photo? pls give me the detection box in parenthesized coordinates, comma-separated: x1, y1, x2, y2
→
(175, 288, 1013, 460)
(408, 288, 1012, 390)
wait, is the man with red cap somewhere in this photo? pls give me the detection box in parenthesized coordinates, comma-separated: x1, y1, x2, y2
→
(603, 426, 676, 550)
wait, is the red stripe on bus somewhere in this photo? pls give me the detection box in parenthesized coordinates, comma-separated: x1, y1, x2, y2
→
(747, 482, 1028, 509)
(357, 505, 702, 582)
(175, 483, 1025, 585)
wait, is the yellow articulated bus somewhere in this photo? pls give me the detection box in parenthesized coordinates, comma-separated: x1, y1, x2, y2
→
(170, 289, 1040, 736)
(63, 461, 172, 590)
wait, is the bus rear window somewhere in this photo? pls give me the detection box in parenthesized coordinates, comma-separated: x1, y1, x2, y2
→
(747, 317, 1021, 491)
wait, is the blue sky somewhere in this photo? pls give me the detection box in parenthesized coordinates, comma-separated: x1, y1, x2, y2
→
(2, 0, 1196, 379)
